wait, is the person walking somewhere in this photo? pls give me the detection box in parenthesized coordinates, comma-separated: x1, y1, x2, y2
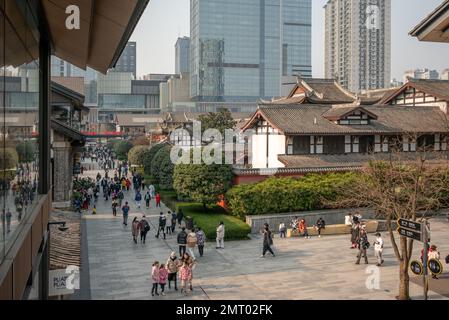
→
(216, 221, 225, 249)
(351, 221, 361, 249)
(131, 217, 139, 244)
(177, 227, 188, 257)
(171, 211, 177, 233)
(138, 215, 150, 244)
(179, 261, 192, 295)
(144, 191, 151, 208)
(122, 201, 130, 226)
(149, 184, 155, 198)
(159, 264, 168, 296)
(166, 252, 180, 291)
(186, 230, 198, 260)
(373, 232, 384, 267)
(177, 208, 184, 228)
(355, 227, 369, 265)
(299, 219, 310, 239)
(155, 192, 161, 208)
(135, 190, 142, 209)
(260, 223, 275, 258)
(166, 212, 172, 235)
(196, 227, 206, 257)
(118, 190, 124, 207)
(112, 200, 118, 217)
(151, 261, 160, 296)
(5, 209, 12, 234)
(279, 222, 287, 238)
(156, 212, 167, 240)
(315, 217, 326, 238)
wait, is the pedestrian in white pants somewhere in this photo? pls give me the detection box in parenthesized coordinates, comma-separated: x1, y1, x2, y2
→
(373, 233, 384, 266)
(216, 222, 225, 249)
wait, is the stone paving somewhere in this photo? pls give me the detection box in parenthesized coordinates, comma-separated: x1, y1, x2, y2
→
(79, 169, 449, 300)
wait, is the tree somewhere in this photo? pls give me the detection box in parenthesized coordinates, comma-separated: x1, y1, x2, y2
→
(0, 148, 19, 169)
(174, 160, 234, 209)
(113, 140, 133, 161)
(332, 151, 449, 300)
(143, 142, 168, 175)
(197, 108, 237, 137)
(150, 144, 174, 190)
(16, 141, 37, 163)
(127, 145, 149, 166)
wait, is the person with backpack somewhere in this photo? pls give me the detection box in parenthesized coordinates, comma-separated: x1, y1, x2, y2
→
(186, 230, 198, 260)
(135, 190, 142, 209)
(356, 227, 369, 265)
(122, 201, 130, 226)
(196, 227, 206, 257)
(177, 227, 188, 257)
(260, 223, 275, 258)
(138, 215, 150, 243)
(156, 212, 167, 239)
(145, 191, 151, 208)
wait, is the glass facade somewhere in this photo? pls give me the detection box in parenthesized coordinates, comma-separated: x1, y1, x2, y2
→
(1, 1, 41, 263)
(190, 0, 311, 102)
(175, 37, 190, 74)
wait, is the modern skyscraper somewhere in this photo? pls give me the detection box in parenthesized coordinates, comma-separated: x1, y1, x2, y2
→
(324, 0, 391, 93)
(190, 0, 312, 102)
(112, 41, 137, 78)
(175, 37, 190, 74)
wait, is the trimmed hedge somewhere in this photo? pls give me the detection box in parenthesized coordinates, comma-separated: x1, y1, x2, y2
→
(128, 145, 149, 166)
(176, 203, 251, 240)
(150, 144, 174, 190)
(225, 173, 359, 219)
(113, 140, 133, 161)
(143, 143, 167, 175)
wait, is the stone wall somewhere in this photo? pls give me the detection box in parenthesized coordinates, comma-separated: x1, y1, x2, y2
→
(245, 208, 374, 234)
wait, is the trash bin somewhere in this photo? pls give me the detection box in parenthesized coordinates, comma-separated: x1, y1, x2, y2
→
(185, 216, 194, 230)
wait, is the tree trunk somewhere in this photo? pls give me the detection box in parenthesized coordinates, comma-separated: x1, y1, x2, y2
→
(398, 237, 411, 300)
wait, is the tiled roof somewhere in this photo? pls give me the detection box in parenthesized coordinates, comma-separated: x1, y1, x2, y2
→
(360, 87, 400, 104)
(245, 104, 449, 135)
(382, 79, 449, 104)
(50, 211, 81, 270)
(322, 105, 378, 121)
(278, 152, 449, 169)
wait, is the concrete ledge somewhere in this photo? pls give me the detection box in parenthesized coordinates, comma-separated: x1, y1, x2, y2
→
(52, 201, 71, 209)
(287, 221, 379, 237)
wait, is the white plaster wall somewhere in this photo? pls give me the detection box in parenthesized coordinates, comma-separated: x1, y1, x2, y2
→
(251, 134, 286, 169)
(252, 135, 267, 169)
(268, 135, 286, 168)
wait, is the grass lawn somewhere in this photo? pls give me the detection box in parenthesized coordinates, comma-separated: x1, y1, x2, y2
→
(175, 203, 251, 241)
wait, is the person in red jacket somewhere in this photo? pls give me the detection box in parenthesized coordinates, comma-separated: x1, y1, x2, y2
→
(125, 178, 131, 191)
(155, 193, 161, 207)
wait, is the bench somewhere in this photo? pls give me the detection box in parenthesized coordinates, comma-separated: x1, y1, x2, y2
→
(286, 220, 379, 237)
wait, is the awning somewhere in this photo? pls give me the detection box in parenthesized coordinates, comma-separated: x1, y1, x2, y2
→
(51, 119, 86, 144)
(42, 0, 149, 73)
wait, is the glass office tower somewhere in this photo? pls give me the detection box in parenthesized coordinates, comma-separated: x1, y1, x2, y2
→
(190, 0, 312, 102)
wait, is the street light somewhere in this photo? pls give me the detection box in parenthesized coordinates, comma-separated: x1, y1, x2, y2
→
(47, 221, 68, 232)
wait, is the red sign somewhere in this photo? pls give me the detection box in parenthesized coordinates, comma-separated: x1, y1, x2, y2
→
(82, 131, 123, 136)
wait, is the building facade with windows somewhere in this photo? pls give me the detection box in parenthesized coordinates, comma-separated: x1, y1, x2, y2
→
(324, 0, 391, 93)
(190, 0, 312, 104)
(175, 37, 190, 75)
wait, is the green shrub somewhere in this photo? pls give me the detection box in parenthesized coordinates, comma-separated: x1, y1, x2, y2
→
(16, 141, 37, 163)
(127, 145, 149, 166)
(143, 143, 168, 175)
(150, 144, 174, 190)
(113, 140, 133, 161)
(226, 173, 359, 218)
(0, 148, 19, 169)
(176, 203, 251, 240)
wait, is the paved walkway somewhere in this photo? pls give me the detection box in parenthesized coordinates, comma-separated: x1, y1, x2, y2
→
(79, 169, 449, 300)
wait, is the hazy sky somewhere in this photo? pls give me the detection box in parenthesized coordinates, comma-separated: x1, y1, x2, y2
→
(130, 0, 449, 81)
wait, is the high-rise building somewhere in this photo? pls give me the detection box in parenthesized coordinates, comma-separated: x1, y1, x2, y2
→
(441, 69, 449, 80)
(403, 68, 439, 83)
(190, 0, 312, 103)
(112, 41, 137, 78)
(324, 0, 391, 93)
(175, 37, 190, 74)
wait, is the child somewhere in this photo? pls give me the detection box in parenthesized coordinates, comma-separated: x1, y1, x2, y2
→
(179, 261, 192, 295)
(159, 264, 168, 296)
(151, 261, 160, 296)
(279, 222, 286, 238)
(92, 205, 97, 215)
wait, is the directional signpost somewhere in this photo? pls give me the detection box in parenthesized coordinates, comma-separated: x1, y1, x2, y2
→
(397, 218, 431, 300)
